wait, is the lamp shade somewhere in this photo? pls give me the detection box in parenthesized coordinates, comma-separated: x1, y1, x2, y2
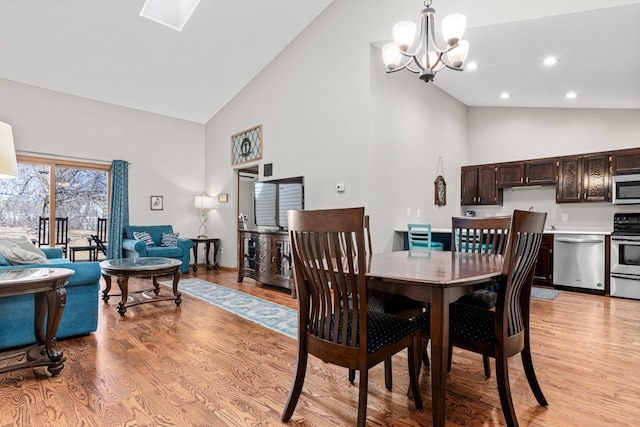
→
(447, 40, 469, 68)
(441, 13, 466, 46)
(195, 195, 215, 210)
(0, 121, 18, 179)
(393, 21, 416, 52)
(140, 0, 201, 31)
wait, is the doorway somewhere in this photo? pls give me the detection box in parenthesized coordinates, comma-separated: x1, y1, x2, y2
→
(237, 166, 258, 230)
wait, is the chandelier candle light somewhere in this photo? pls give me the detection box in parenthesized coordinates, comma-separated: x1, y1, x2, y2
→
(382, 0, 469, 83)
(195, 195, 215, 238)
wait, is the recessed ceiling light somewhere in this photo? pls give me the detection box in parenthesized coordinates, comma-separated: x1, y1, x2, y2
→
(544, 56, 558, 66)
(500, 92, 510, 99)
(466, 62, 478, 70)
(566, 92, 578, 99)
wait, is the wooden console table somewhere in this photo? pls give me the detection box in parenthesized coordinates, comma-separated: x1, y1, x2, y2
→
(0, 268, 73, 377)
(238, 229, 294, 296)
(189, 237, 220, 271)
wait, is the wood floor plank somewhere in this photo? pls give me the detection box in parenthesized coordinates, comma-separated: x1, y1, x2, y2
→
(1, 269, 640, 426)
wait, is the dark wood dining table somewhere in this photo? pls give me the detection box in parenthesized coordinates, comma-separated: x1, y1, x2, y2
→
(366, 250, 503, 427)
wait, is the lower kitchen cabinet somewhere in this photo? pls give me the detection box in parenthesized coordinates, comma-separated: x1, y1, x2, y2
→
(533, 234, 554, 286)
(238, 230, 294, 296)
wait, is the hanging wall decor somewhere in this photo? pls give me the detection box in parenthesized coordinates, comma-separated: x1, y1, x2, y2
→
(231, 124, 262, 165)
(434, 157, 446, 206)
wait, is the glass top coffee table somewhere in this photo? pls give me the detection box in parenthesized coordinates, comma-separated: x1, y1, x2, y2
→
(100, 257, 182, 316)
(0, 268, 74, 376)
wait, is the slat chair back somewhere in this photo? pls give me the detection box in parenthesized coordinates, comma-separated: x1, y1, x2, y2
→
(96, 217, 108, 243)
(407, 223, 433, 251)
(451, 216, 511, 255)
(449, 210, 548, 426)
(35, 216, 70, 257)
(90, 217, 108, 259)
(282, 207, 423, 427)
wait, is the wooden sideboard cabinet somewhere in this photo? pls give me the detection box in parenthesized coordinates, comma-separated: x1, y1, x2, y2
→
(238, 230, 294, 296)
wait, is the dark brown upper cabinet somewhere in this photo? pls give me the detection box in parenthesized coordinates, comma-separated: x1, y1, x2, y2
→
(497, 159, 556, 188)
(461, 165, 499, 205)
(612, 148, 640, 175)
(556, 154, 611, 203)
(525, 159, 557, 185)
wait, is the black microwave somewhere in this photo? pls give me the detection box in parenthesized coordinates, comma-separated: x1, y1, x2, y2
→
(613, 174, 640, 204)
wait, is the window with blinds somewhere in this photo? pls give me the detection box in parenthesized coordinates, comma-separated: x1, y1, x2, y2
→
(253, 177, 304, 229)
(278, 183, 303, 229)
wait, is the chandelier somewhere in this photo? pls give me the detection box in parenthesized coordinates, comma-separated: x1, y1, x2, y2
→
(382, 0, 469, 83)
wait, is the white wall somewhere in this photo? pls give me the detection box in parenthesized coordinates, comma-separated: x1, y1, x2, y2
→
(0, 78, 206, 242)
(468, 107, 640, 163)
(204, 0, 472, 266)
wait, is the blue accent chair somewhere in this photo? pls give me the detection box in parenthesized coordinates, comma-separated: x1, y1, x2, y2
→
(122, 225, 193, 273)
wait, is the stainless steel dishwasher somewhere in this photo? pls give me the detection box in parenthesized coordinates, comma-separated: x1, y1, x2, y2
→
(553, 234, 605, 291)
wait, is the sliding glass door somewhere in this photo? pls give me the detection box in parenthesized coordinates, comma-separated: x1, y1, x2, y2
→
(0, 156, 110, 259)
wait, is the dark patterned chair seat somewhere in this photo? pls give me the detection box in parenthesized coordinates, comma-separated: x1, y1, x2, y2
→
(455, 289, 498, 310)
(333, 309, 420, 353)
(449, 302, 496, 344)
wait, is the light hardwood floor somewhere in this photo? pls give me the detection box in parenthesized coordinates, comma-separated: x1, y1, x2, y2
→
(1, 268, 639, 426)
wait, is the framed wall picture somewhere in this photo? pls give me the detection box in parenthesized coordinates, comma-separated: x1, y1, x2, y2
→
(150, 195, 163, 210)
(231, 125, 262, 165)
(218, 193, 228, 203)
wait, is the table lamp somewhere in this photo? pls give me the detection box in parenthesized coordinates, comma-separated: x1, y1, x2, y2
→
(195, 195, 215, 238)
(0, 121, 18, 179)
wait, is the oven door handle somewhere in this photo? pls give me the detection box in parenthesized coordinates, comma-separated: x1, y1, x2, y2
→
(611, 236, 640, 243)
(611, 273, 640, 281)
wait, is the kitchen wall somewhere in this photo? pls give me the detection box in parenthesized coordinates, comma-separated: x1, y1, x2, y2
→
(467, 107, 640, 230)
(0, 78, 205, 238)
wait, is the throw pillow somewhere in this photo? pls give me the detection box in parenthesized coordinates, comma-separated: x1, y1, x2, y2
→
(133, 231, 155, 248)
(0, 235, 51, 265)
(160, 232, 179, 247)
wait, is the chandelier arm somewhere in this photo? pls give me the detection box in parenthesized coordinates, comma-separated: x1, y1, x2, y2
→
(443, 64, 464, 72)
(386, 63, 421, 74)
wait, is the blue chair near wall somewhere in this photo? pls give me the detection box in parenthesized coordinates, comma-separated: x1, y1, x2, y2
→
(407, 224, 444, 251)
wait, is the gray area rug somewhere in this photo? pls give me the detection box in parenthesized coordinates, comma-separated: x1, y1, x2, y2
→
(168, 278, 297, 339)
(531, 287, 561, 300)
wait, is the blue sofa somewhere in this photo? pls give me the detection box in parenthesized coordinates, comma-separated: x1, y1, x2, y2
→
(122, 225, 193, 274)
(0, 247, 100, 350)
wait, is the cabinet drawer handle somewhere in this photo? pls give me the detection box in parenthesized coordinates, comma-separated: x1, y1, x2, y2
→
(259, 254, 266, 259)
(259, 267, 267, 273)
(260, 240, 267, 245)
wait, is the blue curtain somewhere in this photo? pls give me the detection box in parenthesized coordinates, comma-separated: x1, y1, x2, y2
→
(107, 160, 129, 259)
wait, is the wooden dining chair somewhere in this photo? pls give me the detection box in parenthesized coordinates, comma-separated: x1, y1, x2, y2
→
(448, 210, 548, 427)
(346, 215, 427, 391)
(450, 215, 511, 377)
(34, 216, 70, 257)
(88, 217, 108, 260)
(281, 207, 423, 427)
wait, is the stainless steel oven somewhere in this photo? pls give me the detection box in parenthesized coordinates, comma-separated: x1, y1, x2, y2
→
(611, 213, 640, 299)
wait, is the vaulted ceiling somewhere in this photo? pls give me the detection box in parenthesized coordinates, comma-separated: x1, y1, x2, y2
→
(1, 1, 638, 124)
